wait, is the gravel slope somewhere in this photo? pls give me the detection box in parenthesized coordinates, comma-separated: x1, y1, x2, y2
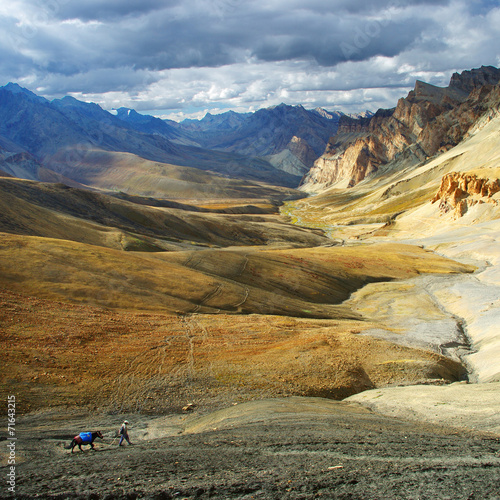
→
(7, 397, 500, 499)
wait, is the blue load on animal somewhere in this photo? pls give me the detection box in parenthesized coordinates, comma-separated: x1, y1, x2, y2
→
(79, 432, 93, 443)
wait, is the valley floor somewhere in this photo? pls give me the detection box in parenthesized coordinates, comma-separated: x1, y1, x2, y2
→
(2, 164, 500, 497)
(2, 69, 500, 498)
(2, 214, 500, 499)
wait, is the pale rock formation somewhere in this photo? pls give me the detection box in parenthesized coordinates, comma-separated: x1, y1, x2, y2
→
(432, 172, 500, 217)
(346, 382, 500, 434)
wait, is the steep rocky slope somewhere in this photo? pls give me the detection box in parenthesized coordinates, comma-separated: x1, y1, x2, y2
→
(301, 66, 500, 192)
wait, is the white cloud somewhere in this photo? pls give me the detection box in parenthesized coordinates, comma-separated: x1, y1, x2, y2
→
(0, 0, 499, 120)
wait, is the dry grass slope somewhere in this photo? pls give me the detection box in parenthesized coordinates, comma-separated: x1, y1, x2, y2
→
(0, 234, 474, 317)
(0, 144, 483, 416)
(0, 177, 325, 251)
(47, 149, 301, 199)
(0, 289, 465, 415)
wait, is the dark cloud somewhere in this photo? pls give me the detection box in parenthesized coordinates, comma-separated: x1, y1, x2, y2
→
(252, 17, 432, 66)
(467, 0, 500, 15)
(0, 0, 498, 118)
(337, 0, 449, 13)
(28, 0, 178, 22)
(18, 1, 433, 74)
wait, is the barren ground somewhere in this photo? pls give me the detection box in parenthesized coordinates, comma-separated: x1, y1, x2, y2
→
(5, 398, 500, 499)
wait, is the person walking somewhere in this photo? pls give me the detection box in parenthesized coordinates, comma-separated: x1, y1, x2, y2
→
(118, 420, 132, 446)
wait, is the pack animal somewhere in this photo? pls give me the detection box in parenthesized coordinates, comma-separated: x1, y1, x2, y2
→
(66, 431, 103, 453)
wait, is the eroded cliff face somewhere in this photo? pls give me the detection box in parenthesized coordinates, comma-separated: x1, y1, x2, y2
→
(432, 172, 500, 217)
(302, 66, 500, 192)
(449, 65, 500, 93)
(303, 109, 400, 189)
(287, 135, 318, 169)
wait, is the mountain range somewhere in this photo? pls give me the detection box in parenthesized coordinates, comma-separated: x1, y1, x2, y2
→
(2, 68, 499, 201)
(110, 103, 351, 178)
(0, 84, 353, 192)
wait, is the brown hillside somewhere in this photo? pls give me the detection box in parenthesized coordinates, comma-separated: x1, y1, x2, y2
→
(0, 225, 474, 414)
(0, 233, 474, 317)
(0, 177, 323, 251)
(0, 288, 465, 415)
(46, 149, 301, 200)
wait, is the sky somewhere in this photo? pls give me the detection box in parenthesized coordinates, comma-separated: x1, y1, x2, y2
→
(1, 0, 499, 121)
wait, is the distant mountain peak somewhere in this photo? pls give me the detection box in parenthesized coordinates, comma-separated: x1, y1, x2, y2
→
(267, 102, 293, 111)
(54, 95, 100, 109)
(59, 95, 80, 103)
(114, 107, 155, 125)
(312, 107, 345, 120)
(346, 110, 374, 119)
(116, 107, 136, 117)
(3, 82, 24, 92)
(1, 82, 47, 103)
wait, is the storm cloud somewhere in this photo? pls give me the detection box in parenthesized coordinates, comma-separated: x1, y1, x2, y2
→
(1, 0, 499, 118)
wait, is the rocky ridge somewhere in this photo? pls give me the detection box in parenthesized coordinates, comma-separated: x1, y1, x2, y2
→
(301, 66, 500, 192)
(449, 65, 500, 93)
(432, 172, 500, 218)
